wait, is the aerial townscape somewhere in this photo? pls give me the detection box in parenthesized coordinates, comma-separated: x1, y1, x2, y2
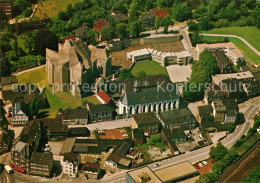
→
(0, 0, 260, 183)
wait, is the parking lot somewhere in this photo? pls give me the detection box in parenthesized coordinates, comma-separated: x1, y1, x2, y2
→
(194, 159, 214, 175)
(209, 131, 227, 144)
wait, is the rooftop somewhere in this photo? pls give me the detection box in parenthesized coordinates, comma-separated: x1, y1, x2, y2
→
(154, 161, 198, 182)
(93, 18, 110, 32)
(133, 112, 160, 125)
(127, 166, 162, 183)
(154, 8, 168, 18)
(212, 71, 254, 85)
(97, 89, 111, 103)
(63, 152, 80, 163)
(63, 108, 88, 120)
(166, 65, 192, 83)
(82, 162, 100, 172)
(87, 104, 114, 114)
(30, 152, 53, 165)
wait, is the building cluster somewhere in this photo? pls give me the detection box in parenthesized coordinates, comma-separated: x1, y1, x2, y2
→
(126, 48, 192, 67)
(196, 42, 244, 65)
(140, 8, 169, 28)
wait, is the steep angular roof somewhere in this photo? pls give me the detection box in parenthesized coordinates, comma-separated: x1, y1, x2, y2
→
(93, 18, 110, 32)
(154, 8, 169, 18)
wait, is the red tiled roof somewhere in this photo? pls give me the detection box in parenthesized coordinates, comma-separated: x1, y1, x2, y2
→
(93, 18, 110, 32)
(97, 90, 111, 104)
(61, 35, 76, 43)
(154, 8, 169, 18)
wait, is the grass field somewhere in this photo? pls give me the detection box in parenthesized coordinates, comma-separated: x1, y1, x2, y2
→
(201, 26, 260, 52)
(35, 0, 83, 18)
(131, 60, 169, 77)
(201, 36, 260, 65)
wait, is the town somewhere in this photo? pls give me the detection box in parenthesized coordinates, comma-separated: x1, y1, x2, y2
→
(0, 0, 260, 183)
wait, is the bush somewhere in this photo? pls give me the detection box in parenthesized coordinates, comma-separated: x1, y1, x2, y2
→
(22, 7, 32, 17)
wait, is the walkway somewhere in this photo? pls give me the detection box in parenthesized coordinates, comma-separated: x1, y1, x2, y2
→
(200, 33, 260, 56)
(13, 65, 45, 76)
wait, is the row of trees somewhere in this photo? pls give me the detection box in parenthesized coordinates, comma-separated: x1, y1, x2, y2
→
(182, 50, 219, 102)
(0, 29, 57, 72)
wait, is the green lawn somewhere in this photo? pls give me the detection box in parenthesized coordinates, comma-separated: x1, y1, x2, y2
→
(201, 26, 260, 52)
(201, 36, 260, 65)
(16, 66, 48, 86)
(35, 0, 83, 18)
(131, 60, 169, 77)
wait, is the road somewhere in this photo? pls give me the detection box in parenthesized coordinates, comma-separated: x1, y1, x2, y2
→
(200, 33, 260, 56)
(101, 100, 260, 183)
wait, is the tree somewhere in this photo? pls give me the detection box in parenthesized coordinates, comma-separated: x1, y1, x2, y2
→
(187, 20, 198, 31)
(28, 98, 39, 119)
(34, 30, 58, 56)
(210, 143, 228, 161)
(86, 29, 98, 45)
(241, 166, 260, 183)
(212, 160, 226, 175)
(115, 23, 128, 40)
(156, 0, 174, 8)
(22, 7, 32, 17)
(195, 172, 218, 183)
(119, 68, 133, 80)
(101, 25, 114, 41)
(172, 1, 192, 22)
(257, 15, 260, 29)
(13, 0, 31, 13)
(128, 0, 140, 22)
(129, 20, 142, 37)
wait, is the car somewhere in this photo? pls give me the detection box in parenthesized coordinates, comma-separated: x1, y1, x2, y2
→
(203, 161, 208, 165)
(195, 164, 200, 169)
(198, 163, 203, 168)
(153, 163, 160, 168)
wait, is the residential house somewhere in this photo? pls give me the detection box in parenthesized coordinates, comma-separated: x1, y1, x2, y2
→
(158, 108, 197, 129)
(243, 80, 260, 98)
(154, 8, 169, 19)
(212, 71, 254, 85)
(86, 103, 114, 123)
(74, 25, 88, 40)
(61, 108, 88, 125)
(39, 118, 69, 140)
(29, 152, 53, 177)
(93, 18, 110, 40)
(96, 89, 112, 104)
(132, 128, 145, 144)
(211, 49, 234, 74)
(204, 84, 225, 105)
(0, 0, 13, 19)
(11, 120, 41, 173)
(105, 141, 133, 168)
(132, 113, 161, 136)
(82, 162, 100, 179)
(0, 130, 12, 155)
(69, 127, 89, 137)
(62, 153, 81, 177)
(211, 100, 226, 122)
(196, 105, 214, 124)
(140, 11, 155, 28)
(12, 102, 29, 127)
(111, 11, 127, 23)
(219, 78, 246, 102)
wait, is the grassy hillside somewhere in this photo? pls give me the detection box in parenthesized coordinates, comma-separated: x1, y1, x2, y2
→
(35, 0, 83, 19)
(202, 26, 260, 52)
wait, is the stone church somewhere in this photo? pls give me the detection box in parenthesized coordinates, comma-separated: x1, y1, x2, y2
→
(46, 38, 111, 97)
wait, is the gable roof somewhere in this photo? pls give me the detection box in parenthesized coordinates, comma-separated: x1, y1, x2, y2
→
(83, 162, 100, 172)
(140, 11, 155, 21)
(63, 108, 88, 120)
(87, 104, 114, 114)
(211, 49, 233, 70)
(97, 89, 111, 103)
(154, 8, 168, 18)
(133, 112, 160, 125)
(93, 18, 110, 32)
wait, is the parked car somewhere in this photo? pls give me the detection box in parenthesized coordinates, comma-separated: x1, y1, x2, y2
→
(153, 163, 160, 168)
(195, 164, 200, 169)
(198, 163, 203, 168)
(203, 161, 208, 165)
(4, 165, 13, 174)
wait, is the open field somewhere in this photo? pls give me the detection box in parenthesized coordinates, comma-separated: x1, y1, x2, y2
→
(201, 36, 260, 67)
(35, 0, 83, 19)
(110, 41, 185, 69)
(131, 60, 169, 77)
(201, 26, 260, 52)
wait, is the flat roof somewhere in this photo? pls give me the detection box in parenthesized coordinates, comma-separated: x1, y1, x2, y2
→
(154, 161, 198, 182)
(59, 138, 76, 155)
(127, 166, 162, 183)
(166, 64, 192, 83)
(212, 71, 254, 84)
